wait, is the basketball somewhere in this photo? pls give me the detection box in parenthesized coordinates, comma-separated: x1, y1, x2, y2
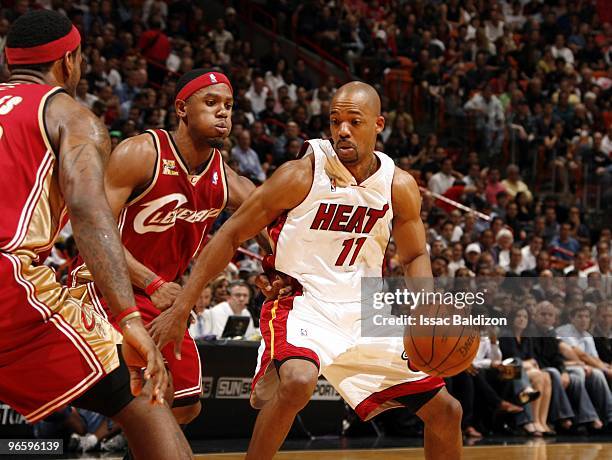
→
(404, 303, 480, 378)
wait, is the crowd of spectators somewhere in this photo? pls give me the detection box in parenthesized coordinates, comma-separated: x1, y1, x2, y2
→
(2, 0, 611, 445)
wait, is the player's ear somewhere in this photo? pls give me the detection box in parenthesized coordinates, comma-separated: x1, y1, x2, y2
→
(175, 99, 187, 118)
(375, 115, 385, 134)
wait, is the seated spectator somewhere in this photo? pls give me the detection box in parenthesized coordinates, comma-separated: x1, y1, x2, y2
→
(75, 79, 98, 109)
(504, 247, 524, 275)
(428, 158, 457, 195)
(464, 85, 505, 157)
(551, 223, 581, 262)
(246, 77, 270, 115)
(519, 236, 542, 273)
(210, 275, 230, 305)
(533, 301, 602, 429)
(493, 228, 514, 267)
(557, 306, 612, 426)
(592, 302, 611, 364)
(530, 302, 577, 430)
(273, 121, 304, 164)
(500, 308, 553, 435)
(189, 285, 213, 339)
(208, 280, 257, 339)
(501, 164, 533, 202)
(231, 131, 266, 183)
(484, 168, 506, 206)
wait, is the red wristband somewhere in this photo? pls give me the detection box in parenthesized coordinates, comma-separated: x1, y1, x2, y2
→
(145, 276, 166, 296)
(116, 306, 140, 324)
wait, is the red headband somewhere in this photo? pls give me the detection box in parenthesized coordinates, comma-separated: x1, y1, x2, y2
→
(175, 72, 233, 102)
(5, 25, 81, 65)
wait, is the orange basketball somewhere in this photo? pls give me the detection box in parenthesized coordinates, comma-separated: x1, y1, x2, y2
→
(403, 303, 480, 378)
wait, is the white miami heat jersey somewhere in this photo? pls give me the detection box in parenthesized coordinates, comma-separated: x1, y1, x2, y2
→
(270, 139, 395, 303)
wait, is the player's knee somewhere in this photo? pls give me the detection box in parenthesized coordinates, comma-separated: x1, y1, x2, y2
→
(444, 395, 463, 425)
(427, 394, 462, 428)
(277, 373, 317, 409)
(173, 401, 201, 425)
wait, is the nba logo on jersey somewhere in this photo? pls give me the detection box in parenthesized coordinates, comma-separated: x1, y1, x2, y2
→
(212, 171, 218, 185)
(330, 178, 336, 192)
(210, 74, 218, 83)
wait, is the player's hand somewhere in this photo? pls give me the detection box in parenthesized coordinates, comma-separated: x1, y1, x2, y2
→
(254, 273, 293, 300)
(147, 306, 187, 360)
(120, 317, 168, 404)
(150, 282, 182, 311)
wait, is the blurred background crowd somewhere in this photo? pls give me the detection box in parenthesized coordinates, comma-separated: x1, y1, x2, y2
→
(1, 0, 611, 448)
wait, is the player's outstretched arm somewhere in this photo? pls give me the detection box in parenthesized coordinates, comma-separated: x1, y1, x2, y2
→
(47, 94, 167, 402)
(148, 156, 314, 356)
(391, 168, 433, 283)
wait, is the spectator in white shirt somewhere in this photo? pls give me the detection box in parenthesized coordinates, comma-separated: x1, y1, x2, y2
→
(464, 85, 505, 156)
(602, 125, 612, 156)
(245, 77, 270, 115)
(189, 285, 213, 339)
(428, 158, 456, 195)
(551, 34, 574, 66)
(208, 281, 257, 339)
(557, 306, 610, 375)
(519, 236, 543, 273)
(448, 243, 466, 276)
(208, 18, 233, 54)
(265, 59, 288, 99)
(75, 79, 98, 109)
(556, 306, 612, 422)
(484, 9, 505, 43)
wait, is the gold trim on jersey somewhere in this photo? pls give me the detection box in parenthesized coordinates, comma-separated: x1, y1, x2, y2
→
(218, 150, 229, 212)
(2, 252, 120, 423)
(164, 130, 218, 183)
(125, 130, 162, 207)
(1, 150, 54, 253)
(15, 154, 68, 259)
(37, 86, 64, 158)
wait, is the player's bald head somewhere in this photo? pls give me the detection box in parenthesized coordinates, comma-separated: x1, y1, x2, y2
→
(331, 81, 381, 116)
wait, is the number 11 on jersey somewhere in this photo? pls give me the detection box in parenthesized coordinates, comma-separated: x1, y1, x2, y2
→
(335, 237, 367, 266)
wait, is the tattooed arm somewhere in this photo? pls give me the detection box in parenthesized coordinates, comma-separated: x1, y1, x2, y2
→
(46, 93, 167, 401)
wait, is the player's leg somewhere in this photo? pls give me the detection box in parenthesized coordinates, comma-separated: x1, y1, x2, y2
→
(172, 401, 202, 425)
(72, 350, 192, 460)
(247, 295, 330, 460)
(247, 358, 319, 460)
(416, 387, 463, 460)
(113, 392, 192, 460)
(163, 330, 203, 425)
(325, 336, 459, 458)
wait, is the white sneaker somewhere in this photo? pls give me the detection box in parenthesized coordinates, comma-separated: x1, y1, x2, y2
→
(100, 433, 127, 452)
(70, 433, 98, 452)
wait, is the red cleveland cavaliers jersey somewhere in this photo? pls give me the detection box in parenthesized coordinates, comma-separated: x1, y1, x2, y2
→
(0, 83, 67, 262)
(116, 129, 228, 286)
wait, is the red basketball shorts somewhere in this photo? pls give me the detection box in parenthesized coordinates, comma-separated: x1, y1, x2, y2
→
(0, 253, 121, 423)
